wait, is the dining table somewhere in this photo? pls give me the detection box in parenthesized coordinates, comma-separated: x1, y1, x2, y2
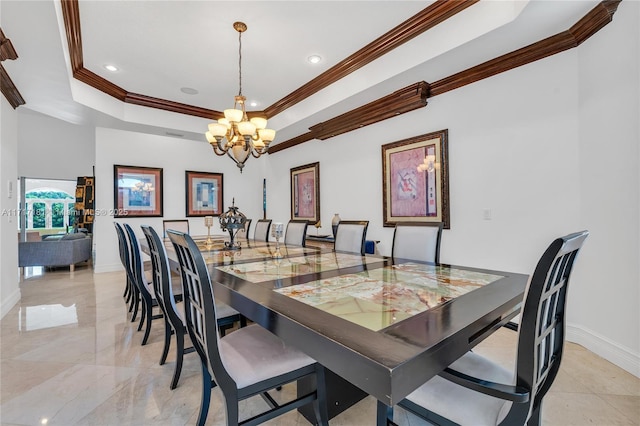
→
(142, 235, 529, 425)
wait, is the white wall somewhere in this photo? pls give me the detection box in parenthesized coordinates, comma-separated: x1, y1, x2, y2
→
(93, 128, 267, 273)
(264, 3, 639, 375)
(18, 110, 95, 179)
(0, 93, 21, 318)
(572, 0, 639, 375)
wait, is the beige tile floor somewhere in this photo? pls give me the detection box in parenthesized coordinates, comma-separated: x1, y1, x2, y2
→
(1, 265, 638, 425)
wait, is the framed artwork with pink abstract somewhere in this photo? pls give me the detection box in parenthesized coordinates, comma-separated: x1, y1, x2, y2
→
(382, 129, 450, 228)
(290, 162, 320, 223)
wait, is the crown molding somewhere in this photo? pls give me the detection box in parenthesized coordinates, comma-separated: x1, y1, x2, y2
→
(429, 0, 621, 97)
(0, 28, 25, 109)
(263, 1, 477, 118)
(0, 29, 18, 61)
(1, 64, 26, 109)
(273, 0, 621, 154)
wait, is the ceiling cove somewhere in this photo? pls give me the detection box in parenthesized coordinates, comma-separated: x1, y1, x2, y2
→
(57, 0, 620, 153)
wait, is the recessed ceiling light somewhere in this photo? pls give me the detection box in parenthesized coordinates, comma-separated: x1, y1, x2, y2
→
(180, 87, 198, 95)
(307, 55, 322, 64)
(249, 101, 258, 107)
(103, 64, 118, 72)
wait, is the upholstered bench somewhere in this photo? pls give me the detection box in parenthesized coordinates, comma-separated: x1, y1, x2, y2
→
(19, 233, 92, 271)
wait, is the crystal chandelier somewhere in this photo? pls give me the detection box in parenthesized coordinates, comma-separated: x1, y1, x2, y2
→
(205, 22, 276, 173)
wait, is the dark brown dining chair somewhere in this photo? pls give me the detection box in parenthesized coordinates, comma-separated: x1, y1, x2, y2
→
(391, 222, 444, 264)
(167, 229, 329, 426)
(379, 230, 589, 426)
(141, 225, 243, 390)
(253, 219, 272, 242)
(334, 220, 369, 255)
(284, 220, 309, 247)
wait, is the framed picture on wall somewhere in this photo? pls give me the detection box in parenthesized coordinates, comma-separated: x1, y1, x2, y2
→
(382, 129, 450, 228)
(114, 165, 163, 217)
(290, 162, 320, 223)
(185, 171, 223, 217)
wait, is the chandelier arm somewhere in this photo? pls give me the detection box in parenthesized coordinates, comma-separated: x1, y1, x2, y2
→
(211, 141, 229, 156)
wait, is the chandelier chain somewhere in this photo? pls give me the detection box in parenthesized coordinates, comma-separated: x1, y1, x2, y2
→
(238, 30, 242, 97)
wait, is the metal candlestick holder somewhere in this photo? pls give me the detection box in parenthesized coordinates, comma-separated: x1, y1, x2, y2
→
(204, 216, 214, 248)
(271, 222, 284, 258)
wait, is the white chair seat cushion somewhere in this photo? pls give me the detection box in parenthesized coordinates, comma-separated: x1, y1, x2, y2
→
(405, 351, 513, 426)
(219, 324, 315, 389)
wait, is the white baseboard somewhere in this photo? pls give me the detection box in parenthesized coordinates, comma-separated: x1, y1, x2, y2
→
(0, 287, 21, 319)
(93, 263, 123, 274)
(566, 323, 640, 378)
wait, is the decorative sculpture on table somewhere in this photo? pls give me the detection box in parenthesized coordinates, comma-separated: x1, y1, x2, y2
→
(218, 198, 247, 250)
(271, 222, 284, 258)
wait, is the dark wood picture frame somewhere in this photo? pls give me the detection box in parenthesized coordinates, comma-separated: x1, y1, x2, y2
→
(382, 129, 450, 228)
(114, 165, 163, 218)
(290, 162, 320, 223)
(185, 171, 224, 217)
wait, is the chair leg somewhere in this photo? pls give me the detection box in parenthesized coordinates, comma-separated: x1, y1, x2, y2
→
(123, 278, 130, 299)
(313, 365, 329, 426)
(141, 301, 153, 345)
(197, 363, 213, 426)
(170, 331, 185, 390)
(138, 298, 146, 332)
(159, 318, 171, 365)
(130, 290, 139, 321)
(376, 400, 394, 426)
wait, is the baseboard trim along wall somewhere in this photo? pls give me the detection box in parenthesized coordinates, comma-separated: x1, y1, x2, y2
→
(93, 263, 124, 274)
(567, 324, 640, 378)
(0, 287, 21, 320)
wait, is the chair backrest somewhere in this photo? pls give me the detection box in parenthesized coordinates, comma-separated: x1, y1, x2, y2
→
(502, 230, 588, 424)
(123, 223, 153, 300)
(114, 222, 136, 285)
(239, 218, 252, 239)
(141, 225, 181, 327)
(167, 230, 235, 389)
(253, 219, 272, 242)
(284, 220, 309, 247)
(392, 222, 444, 264)
(334, 220, 369, 255)
(163, 219, 190, 238)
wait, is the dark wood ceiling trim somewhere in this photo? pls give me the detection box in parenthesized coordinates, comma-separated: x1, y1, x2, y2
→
(74, 68, 127, 100)
(60, 0, 83, 73)
(310, 82, 429, 140)
(263, 0, 478, 118)
(0, 29, 18, 61)
(570, 0, 621, 45)
(125, 92, 219, 119)
(1, 64, 26, 108)
(268, 132, 315, 154)
(270, 82, 428, 153)
(61, 0, 223, 119)
(272, 0, 621, 154)
(430, 0, 621, 97)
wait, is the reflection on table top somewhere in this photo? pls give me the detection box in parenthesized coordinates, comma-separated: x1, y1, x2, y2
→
(274, 262, 504, 332)
(217, 252, 381, 283)
(158, 236, 326, 266)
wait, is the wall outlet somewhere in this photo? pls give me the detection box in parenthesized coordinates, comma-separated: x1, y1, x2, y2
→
(483, 208, 492, 220)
